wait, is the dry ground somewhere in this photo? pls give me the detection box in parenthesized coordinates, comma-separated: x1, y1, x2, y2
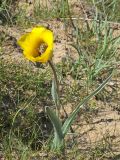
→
(0, 0, 120, 159)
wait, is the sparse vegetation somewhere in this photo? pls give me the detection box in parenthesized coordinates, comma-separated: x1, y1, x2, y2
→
(0, 0, 120, 159)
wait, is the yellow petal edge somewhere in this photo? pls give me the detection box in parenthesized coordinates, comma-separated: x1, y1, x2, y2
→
(17, 26, 54, 63)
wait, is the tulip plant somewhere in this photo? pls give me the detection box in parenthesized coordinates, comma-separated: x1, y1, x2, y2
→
(17, 26, 112, 152)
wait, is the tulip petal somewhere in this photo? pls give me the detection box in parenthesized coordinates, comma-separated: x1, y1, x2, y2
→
(17, 26, 54, 63)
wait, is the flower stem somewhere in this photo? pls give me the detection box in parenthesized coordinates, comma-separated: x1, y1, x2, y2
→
(48, 60, 60, 113)
(48, 60, 74, 133)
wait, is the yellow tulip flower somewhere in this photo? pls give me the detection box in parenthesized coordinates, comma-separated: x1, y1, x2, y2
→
(17, 26, 53, 63)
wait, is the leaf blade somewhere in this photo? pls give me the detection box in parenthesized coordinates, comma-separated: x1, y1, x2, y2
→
(46, 107, 64, 150)
(62, 72, 112, 136)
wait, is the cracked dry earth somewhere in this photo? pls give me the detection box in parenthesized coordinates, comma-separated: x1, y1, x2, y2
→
(74, 104, 120, 153)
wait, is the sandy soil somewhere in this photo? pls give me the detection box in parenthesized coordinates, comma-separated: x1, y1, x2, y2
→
(0, 1, 120, 157)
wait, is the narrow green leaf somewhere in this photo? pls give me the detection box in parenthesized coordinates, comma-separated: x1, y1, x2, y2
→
(62, 72, 112, 136)
(70, 42, 82, 56)
(51, 79, 59, 107)
(46, 107, 64, 149)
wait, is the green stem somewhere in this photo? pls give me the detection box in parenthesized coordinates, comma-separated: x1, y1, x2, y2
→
(48, 60, 59, 96)
(48, 60, 60, 113)
(48, 60, 74, 133)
